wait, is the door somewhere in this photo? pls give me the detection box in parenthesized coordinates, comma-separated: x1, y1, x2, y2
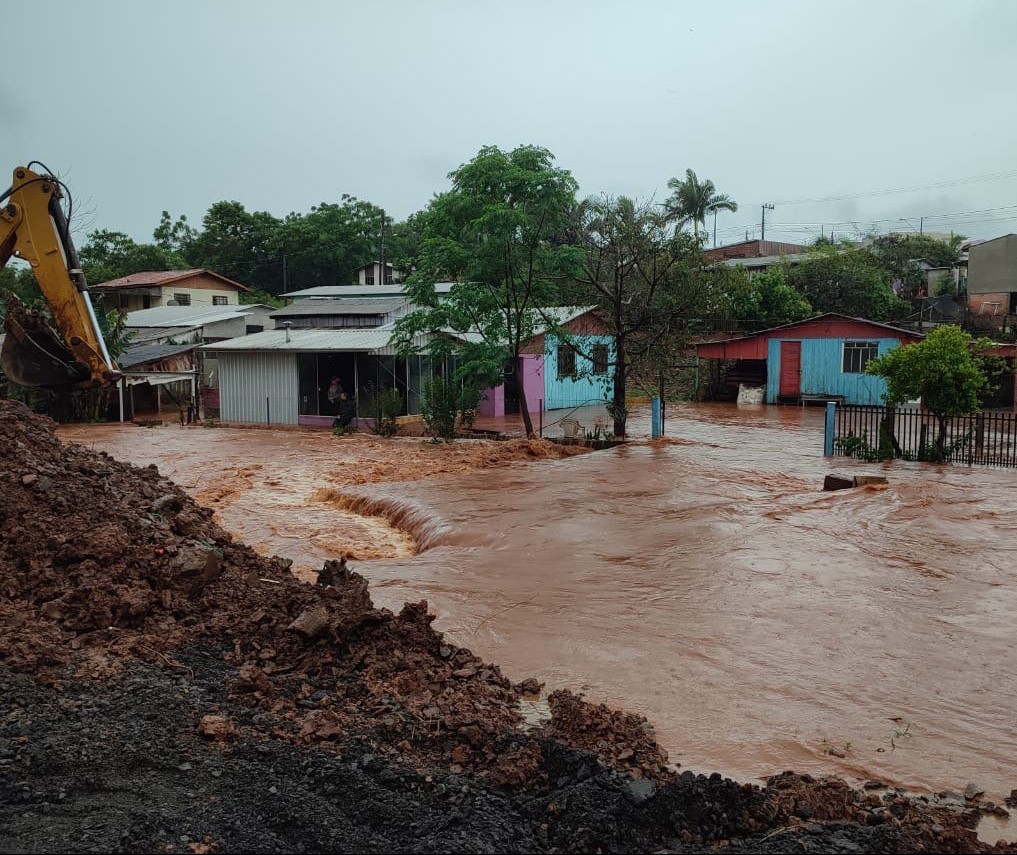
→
(779, 341, 802, 398)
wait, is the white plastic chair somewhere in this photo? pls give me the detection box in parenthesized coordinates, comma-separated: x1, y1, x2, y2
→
(560, 418, 582, 439)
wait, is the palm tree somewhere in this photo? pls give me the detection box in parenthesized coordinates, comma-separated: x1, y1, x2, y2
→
(665, 169, 738, 243)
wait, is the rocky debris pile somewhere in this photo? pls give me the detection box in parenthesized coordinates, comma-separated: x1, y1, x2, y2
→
(1, 399, 1013, 852)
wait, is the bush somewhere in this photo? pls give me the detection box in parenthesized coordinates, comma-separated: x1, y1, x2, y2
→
(359, 383, 402, 437)
(420, 377, 483, 442)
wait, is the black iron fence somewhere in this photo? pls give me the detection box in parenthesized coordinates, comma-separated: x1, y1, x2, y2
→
(832, 404, 1017, 468)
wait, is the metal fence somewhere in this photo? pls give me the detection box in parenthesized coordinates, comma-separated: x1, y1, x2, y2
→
(831, 404, 1017, 468)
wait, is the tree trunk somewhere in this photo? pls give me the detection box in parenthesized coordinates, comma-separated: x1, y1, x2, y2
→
(612, 337, 627, 437)
(516, 355, 534, 437)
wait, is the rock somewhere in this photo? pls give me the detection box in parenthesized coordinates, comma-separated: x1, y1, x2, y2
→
(438, 646, 453, 659)
(823, 474, 855, 491)
(453, 666, 477, 679)
(515, 677, 543, 695)
(287, 607, 331, 639)
(151, 494, 183, 513)
(964, 782, 985, 800)
(863, 780, 887, 790)
(197, 715, 237, 741)
(21, 473, 37, 486)
(625, 777, 656, 804)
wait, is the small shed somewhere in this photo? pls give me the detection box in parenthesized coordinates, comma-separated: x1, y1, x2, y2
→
(695, 314, 922, 405)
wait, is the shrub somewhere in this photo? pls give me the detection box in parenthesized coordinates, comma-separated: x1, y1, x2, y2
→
(359, 383, 402, 437)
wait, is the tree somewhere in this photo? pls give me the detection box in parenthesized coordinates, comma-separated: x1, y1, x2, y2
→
(664, 169, 737, 242)
(395, 145, 581, 437)
(79, 230, 188, 284)
(567, 195, 701, 436)
(724, 265, 814, 332)
(865, 233, 965, 300)
(184, 201, 280, 290)
(786, 243, 907, 321)
(865, 325, 1004, 460)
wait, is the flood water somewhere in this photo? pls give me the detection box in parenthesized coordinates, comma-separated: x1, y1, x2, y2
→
(58, 403, 1017, 803)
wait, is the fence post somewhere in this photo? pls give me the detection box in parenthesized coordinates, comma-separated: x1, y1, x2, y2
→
(651, 397, 661, 439)
(539, 399, 543, 437)
(824, 401, 836, 457)
(266, 397, 271, 426)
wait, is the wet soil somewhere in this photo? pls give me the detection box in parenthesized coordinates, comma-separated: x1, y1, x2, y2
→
(2, 400, 1013, 852)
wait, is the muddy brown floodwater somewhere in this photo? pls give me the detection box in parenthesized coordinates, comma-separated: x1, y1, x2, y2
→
(58, 403, 1017, 808)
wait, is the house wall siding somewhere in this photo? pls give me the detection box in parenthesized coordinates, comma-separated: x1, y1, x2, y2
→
(218, 352, 299, 424)
(543, 334, 615, 410)
(765, 337, 898, 404)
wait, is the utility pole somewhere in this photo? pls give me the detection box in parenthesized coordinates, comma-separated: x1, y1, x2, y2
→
(712, 207, 718, 248)
(379, 210, 386, 285)
(920, 216, 924, 235)
(282, 254, 288, 294)
(761, 203, 774, 243)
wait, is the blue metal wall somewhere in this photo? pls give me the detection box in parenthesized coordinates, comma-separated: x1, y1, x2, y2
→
(765, 337, 899, 404)
(543, 334, 615, 410)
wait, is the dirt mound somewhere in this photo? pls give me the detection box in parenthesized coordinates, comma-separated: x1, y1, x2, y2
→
(1, 399, 1011, 852)
(0, 400, 651, 783)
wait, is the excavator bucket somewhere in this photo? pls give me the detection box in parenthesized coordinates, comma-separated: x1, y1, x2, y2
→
(2, 295, 91, 387)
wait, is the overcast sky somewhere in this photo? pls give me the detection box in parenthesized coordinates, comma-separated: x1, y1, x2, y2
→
(5, 0, 1016, 249)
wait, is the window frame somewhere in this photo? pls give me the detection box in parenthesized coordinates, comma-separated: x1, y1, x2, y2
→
(591, 343, 609, 376)
(172, 292, 192, 306)
(842, 340, 879, 374)
(557, 344, 577, 379)
(212, 295, 228, 306)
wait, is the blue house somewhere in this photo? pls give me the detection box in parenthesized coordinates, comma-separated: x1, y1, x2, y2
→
(695, 314, 922, 405)
(479, 307, 615, 416)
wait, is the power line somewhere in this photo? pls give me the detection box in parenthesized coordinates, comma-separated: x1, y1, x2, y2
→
(765, 168, 1017, 206)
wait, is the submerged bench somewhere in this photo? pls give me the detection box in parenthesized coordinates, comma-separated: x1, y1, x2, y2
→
(800, 393, 845, 407)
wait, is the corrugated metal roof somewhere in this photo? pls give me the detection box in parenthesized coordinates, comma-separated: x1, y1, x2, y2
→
(199, 328, 401, 353)
(285, 282, 456, 299)
(270, 298, 409, 317)
(125, 305, 251, 327)
(119, 342, 197, 368)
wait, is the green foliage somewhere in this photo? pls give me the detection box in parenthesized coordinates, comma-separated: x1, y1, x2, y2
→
(866, 325, 1003, 420)
(183, 201, 281, 289)
(664, 168, 737, 241)
(933, 272, 957, 298)
(787, 243, 908, 321)
(567, 194, 703, 434)
(421, 376, 457, 442)
(79, 230, 188, 284)
(865, 233, 964, 299)
(394, 145, 582, 436)
(359, 382, 402, 437)
(724, 266, 814, 331)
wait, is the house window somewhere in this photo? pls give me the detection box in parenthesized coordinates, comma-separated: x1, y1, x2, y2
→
(172, 293, 191, 306)
(213, 295, 228, 306)
(592, 344, 609, 375)
(557, 344, 577, 378)
(364, 275, 375, 285)
(842, 340, 879, 373)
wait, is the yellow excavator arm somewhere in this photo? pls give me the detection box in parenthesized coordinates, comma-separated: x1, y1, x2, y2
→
(1, 165, 119, 388)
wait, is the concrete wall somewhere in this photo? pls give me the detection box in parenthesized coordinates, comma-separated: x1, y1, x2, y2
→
(968, 235, 1017, 295)
(765, 337, 899, 405)
(218, 352, 299, 424)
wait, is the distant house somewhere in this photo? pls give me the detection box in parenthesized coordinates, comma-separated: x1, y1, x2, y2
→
(695, 313, 922, 405)
(124, 304, 276, 346)
(702, 239, 806, 264)
(93, 269, 250, 312)
(118, 342, 198, 421)
(966, 234, 1017, 332)
(269, 298, 411, 329)
(282, 282, 456, 301)
(354, 262, 404, 286)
